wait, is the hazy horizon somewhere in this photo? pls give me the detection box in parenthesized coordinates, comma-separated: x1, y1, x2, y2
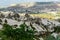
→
(0, 0, 60, 7)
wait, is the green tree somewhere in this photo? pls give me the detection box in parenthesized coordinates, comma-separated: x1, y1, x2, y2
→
(54, 26, 60, 33)
(4, 19, 8, 24)
(56, 34, 60, 40)
(44, 35, 56, 40)
(0, 19, 2, 24)
(0, 14, 5, 18)
(1, 23, 37, 40)
(7, 13, 12, 19)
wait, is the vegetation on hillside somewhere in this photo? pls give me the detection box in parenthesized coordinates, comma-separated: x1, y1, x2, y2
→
(0, 13, 60, 40)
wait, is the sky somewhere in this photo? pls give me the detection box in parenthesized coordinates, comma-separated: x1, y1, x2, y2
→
(0, 0, 60, 7)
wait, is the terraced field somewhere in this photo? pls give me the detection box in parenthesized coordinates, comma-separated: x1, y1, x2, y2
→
(30, 13, 55, 20)
(20, 13, 60, 20)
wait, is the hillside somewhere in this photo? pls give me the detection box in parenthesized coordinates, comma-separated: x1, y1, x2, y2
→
(0, 2, 60, 13)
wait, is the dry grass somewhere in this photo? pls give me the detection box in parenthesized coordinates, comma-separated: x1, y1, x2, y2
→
(29, 14, 55, 20)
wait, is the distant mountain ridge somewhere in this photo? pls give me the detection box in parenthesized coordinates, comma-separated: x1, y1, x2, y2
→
(0, 2, 60, 13)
